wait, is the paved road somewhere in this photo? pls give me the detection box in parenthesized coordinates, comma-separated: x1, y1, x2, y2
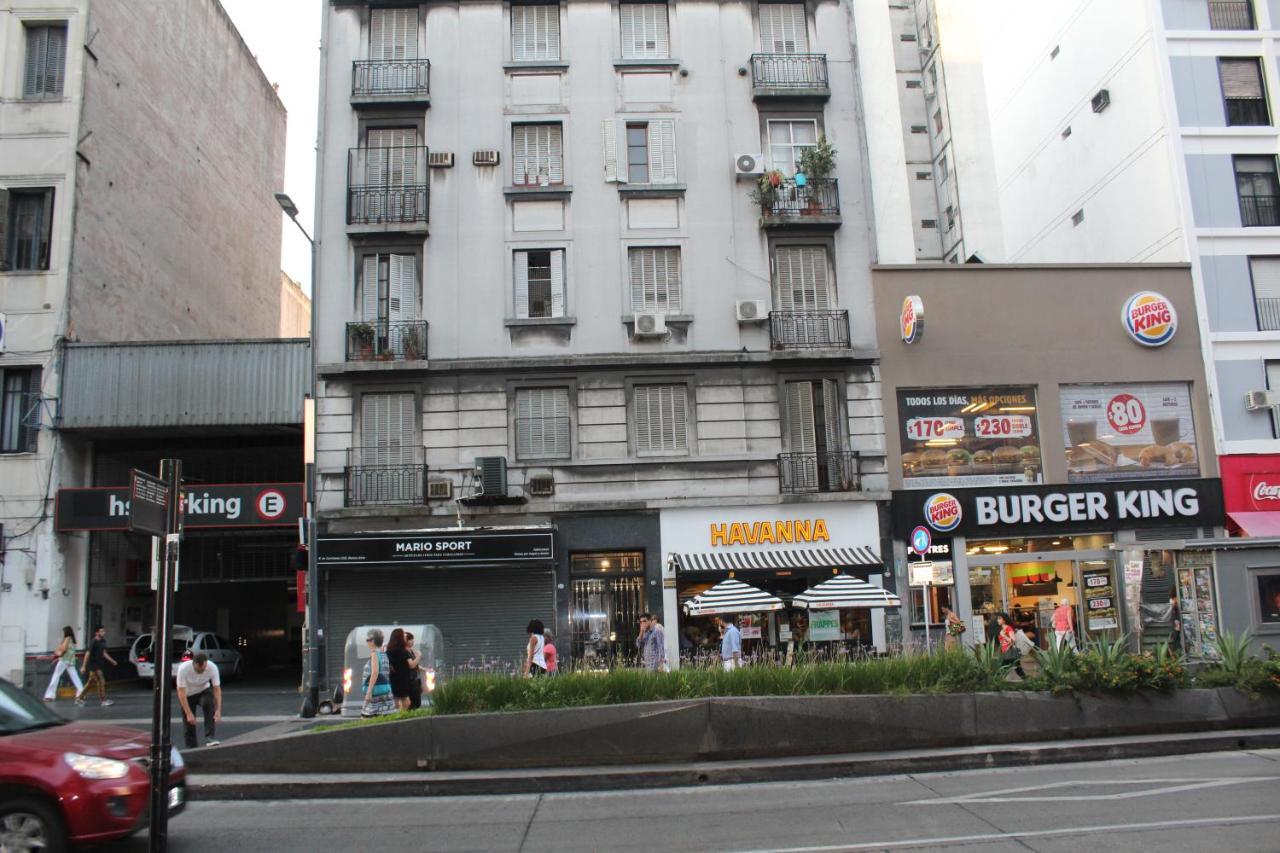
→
(104, 749, 1280, 851)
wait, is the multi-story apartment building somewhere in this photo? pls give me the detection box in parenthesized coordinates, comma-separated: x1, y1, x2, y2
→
(313, 0, 955, 675)
(0, 0, 285, 683)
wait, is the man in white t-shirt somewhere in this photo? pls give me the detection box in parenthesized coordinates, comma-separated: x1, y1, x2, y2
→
(176, 653, 222, 748)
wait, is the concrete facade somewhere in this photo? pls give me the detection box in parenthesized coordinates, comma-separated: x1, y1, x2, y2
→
(282, 271, 312, 337)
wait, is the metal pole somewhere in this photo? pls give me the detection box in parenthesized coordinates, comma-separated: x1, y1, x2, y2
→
(148, 458, 181, 852)
(301, 224, 320, 718)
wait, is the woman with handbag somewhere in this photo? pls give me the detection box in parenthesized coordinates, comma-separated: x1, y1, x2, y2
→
(941, 606, 966, 651)
(997, 613, 1026, 679)
(361, 628, 396, 717)
(43, 626, 84, 702)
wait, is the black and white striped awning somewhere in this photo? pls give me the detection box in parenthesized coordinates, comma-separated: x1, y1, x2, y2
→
(683, 579, 785, 616)
(793, 574, 901, 609)
(672, 546, 882, 574)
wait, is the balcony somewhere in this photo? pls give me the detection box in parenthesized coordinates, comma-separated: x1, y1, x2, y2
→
(1240, 193, 1280, 226)
(351, 59, 431, 107)
(760, 179, 841, 229)
(347, 146, 430, 231)
(750, 53, 830, 101)
(345, 446, 427, 507)
(1209, 0, 1254, 29)
(778, 451, 862, 495)
(1226, 97, 1269, 126)
(345, 320, 428, 362)
(769, 310, 851, 350)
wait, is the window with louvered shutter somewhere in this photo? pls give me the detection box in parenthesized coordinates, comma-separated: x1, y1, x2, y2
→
(620, 3, 670, 60)
(361, 256, 380, 322)
(516, 387, 571, 459)
(785, 381, 817, 453)
(773, 246, 832, 310)
(628, 247, 682, 312)
(370, 8, 418, 60)
(1222, 58, 1263, 98)
(514, 249, 566, 318)
(1251, 257, 1280, 329)
(360, 253, 417, 323)
(361, 392, 416, 466)
(513, 4, 561, 61)
(23, 25, 67, 99)
(759, 3, 808, 53)
(0, 368, 39, 453)
(365, 128, 418, 188)
(648, 120, 677, 183)
(633, 384, 689, 455)
(512, 124, 564, 186)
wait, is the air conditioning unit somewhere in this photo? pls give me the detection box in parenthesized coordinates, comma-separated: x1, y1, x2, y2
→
(426, 479, 453, 500)
(734, 153, 765, 178)
(427, 151, 455, 168)
(473, 150, 500, 167)
(527, 473, 555, 497)
(1244, 390, 1280, 411)
(474, 456, 508, 497)
(1091, 88, 1111, 113)
(633, 312, 668, 337)
(735, 299, 768, 322)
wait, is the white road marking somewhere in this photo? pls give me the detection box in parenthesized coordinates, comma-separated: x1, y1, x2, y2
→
(898, 776, 1280, 804)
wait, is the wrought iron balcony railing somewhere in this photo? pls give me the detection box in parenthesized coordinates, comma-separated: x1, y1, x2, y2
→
(761, 179, 840, 221)
(345, 320, 428, 362)
(1226, 97, 1269, 126)
(778, 450, 862, 495)
(352, 59, 431, 100)
(345, 446, 427, 507)
(1209, 0, 1254, 29)
(1240, 192, 1280, 226)
(750, 53, 830, 93)
(769, 310, 851, 350)
(347, 146, 430, 226)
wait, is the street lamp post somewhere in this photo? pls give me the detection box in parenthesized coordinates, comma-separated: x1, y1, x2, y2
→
(276, 192, 321, 718)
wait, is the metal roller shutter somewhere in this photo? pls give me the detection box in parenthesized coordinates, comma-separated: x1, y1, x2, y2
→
(323, 566, 556, 685)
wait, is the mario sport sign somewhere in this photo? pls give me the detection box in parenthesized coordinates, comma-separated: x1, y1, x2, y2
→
(900, 295, 924, 345)
(1123, 291, 1177, 347)
(925, 493, 962, 532)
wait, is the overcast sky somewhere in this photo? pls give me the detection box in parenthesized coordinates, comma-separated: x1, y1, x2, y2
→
(221, 0, 320, 296)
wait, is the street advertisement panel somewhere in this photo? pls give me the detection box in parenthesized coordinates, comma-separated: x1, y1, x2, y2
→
(808, 610, 841, 641)
(1060, 383, 1198, 482)
(897, 387, 1042, 489)
(1081, 564, 1119, 631)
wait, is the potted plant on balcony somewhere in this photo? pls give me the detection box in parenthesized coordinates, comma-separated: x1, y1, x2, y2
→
(350, 323, 375, 360)
(749, 169, 785, 214)
(797, 137, 836, 215)
(402, 325, 424, 361)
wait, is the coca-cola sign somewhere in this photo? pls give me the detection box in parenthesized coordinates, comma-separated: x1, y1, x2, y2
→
(1248, 475, 1280, 508)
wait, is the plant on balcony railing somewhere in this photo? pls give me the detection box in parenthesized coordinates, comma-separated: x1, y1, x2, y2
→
(345, 320, 429, 362)
(749, 170, 785, 212)
(798, 136, 836, 183)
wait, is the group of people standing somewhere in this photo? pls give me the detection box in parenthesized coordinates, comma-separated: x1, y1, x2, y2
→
(361, 627, 428, 717)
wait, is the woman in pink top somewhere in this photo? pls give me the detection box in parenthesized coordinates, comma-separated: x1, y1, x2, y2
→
(1052, 599, 1076, 648)
(543, 630, 558, 675)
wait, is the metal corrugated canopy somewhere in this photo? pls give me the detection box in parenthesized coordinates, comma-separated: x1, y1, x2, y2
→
(59, 339, 309, 429)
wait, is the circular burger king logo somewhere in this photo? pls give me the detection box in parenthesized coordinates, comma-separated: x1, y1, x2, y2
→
(1122, 291, 1177, 347)
(924, 492, 962, 532)
(900, 295, 924, 345)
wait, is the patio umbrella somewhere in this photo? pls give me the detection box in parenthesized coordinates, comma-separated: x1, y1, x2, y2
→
(792, 574, 901, 609)
(682, 578, 785, 616)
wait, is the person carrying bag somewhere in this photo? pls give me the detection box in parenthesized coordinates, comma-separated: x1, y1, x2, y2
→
(361, 628, 396, 717)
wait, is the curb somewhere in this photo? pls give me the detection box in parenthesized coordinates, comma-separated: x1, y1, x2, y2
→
(187, 726, 1280, 801)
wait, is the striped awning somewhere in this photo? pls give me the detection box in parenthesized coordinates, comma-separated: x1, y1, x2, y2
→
(792, 574, 901, 610)
(672, 546, 882, 574)
(683, 579, 785, 616)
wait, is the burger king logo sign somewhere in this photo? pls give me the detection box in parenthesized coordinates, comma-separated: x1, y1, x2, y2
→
(900, 295, 924, 345)
(925, 492, 962, 532)
(1123, 291, 1177, 347)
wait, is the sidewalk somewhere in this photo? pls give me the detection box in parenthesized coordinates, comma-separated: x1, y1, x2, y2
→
(187, 726, 1280, 801)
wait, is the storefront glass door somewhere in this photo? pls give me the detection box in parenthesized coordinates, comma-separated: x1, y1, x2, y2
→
(569, 552, 645, 669)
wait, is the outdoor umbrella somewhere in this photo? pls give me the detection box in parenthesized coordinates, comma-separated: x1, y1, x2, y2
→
(683, 578, 785, 616)
(792, 574, 901, 609)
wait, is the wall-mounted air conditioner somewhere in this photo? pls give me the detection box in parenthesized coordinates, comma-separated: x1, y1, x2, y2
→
(428, 151, 455, 168)
(735, 300, 768, 322)
(1091, 89, 1111, 113)
(474, 456, 508, 497)
(526, 473, 555, 497)
(734, 153, 765, 178)
(473, 150, 500, 166)
(426, 479, 453, 500)
(633, 313, 667, 337)
(1244, 390, 1280, 411)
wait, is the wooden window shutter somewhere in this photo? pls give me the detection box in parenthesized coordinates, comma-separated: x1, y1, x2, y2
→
(542, 5, 561, 60)
(1222, 58, 1263, 99)
(648, 120, 677, 184)
(1251, 257, 1280, 300)
(602, 120, 621, 182)
(0, 189, 9, 272)
(774, 247, 797, 310)
(514, 251, 530, 318)
(361, 393, 388, 464)
(389, 254, 416, 322)
(23, 28, 43, 98)
(821, 378, 843, 450)
(760, 3, 807, 53)
(512, 6, 531, 60)
(550, 249, 566, 317)
(22, 26, 63, 98)
(361, 256, 380, 321)
(628, 248, 646, 311)
(670, 385, 688, 451)
(621, 4, 669, 59)
(23, 367, 42, 453)
(786, 381, 816, 452)
(547, 124, 564, 183)
(45, 26, 66, 96)
(517, 387, 570, 458)
(513, 125, 530, 184)
(634, 384, 687, 453)
(629, 247, 680, 312)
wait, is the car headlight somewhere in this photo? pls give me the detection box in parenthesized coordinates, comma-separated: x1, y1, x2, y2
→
(64, 753, 130, 780)
(342, 667, 353, 696)
(424, 669, 437, 693)
(170, 746, 184, 770)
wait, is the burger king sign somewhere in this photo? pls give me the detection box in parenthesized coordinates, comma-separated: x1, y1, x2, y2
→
(1123, 291, 1177, 348)
(925, 492, 962, 532)
(900, 295, 924, 345)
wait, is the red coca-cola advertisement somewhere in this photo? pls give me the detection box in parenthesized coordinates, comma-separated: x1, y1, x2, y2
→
(1219, 455, 1280, 512)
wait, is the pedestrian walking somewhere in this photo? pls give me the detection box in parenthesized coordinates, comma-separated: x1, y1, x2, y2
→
(523, 619, 548, 676)
(361, 628, 395, 717)
(543, 630, 558, 675)
(43, 626, 83, 702)
(716, 614, 742, 672)
(941, 606, 966, 651)
(997, 613, 1026, 679)
(405, 632, 423, 710)
(1168, 591, 1183, 653)
(636, 613, 667, 672)
(1052, 599, 1076, 649)
(176, 652, 222, 748)
(75, 626, 116, 707)
(385, 628, 413, 712)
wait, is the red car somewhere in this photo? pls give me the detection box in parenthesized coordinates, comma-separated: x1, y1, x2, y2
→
(0, 678, 186, 849)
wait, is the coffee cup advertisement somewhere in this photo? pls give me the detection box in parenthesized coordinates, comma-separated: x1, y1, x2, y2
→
(1060, 383, 1198, 482)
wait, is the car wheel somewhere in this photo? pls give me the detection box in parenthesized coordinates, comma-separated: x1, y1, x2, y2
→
(0, 797, 67, 853)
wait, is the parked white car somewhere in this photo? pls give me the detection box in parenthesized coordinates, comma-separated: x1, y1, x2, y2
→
(131, 629, 242, 680)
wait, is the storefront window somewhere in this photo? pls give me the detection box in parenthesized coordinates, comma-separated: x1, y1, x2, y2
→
(964, 534, 1113, 556)
(569, 552, 645, 668)
(1059, 383, 1199, 482)
(897, 386, 1043, 489)
(1255, 570, 1280, 625)
(908, 585, 952, 626)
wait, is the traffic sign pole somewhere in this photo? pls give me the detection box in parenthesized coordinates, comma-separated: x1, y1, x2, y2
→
(148, 459, 181, 853)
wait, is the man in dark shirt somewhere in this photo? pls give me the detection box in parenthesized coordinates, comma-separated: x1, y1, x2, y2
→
(76, 625, 117, 707)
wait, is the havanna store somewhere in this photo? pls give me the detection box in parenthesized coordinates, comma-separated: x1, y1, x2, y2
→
(875, 263, 1227, 652)
(658, 503, 890, 665)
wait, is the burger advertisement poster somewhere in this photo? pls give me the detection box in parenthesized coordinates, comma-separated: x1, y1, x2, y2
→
(1060, 382, 1198, 482)
(897, 387, 1043, 489)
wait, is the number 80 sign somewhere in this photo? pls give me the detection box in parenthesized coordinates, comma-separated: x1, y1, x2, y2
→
(1106, 393, 1146, 436)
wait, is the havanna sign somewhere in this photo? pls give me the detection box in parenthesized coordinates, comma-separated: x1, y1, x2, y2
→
(710, 519, 831, 547)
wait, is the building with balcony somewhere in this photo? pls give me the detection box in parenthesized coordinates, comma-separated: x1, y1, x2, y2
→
(0, 0, 286, 685)
(312, 0, 946, 674)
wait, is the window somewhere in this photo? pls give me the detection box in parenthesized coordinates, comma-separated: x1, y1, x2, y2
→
(512, 3, 560, 61)
(626, 124, 651, 184)
(1255, 570, 1280, 625)
(514, 249, 565, 318)
(512, 123, 564, 186)
(369, 8, 417, 60)
(516, 387, 571, 459)
(1071, 208, 1085, 226)
(1209, 0, 1255, 30)
(767, 119, 817, 175)
(604, 119, 676, 184)
(359, 391, 417, 466)
(1, 189, 54, 272)
(1220, 58, 1269, 126)
(909, 585, 953, 627)
(363, 128, 420, 186)
(23, 24, 67, 100)
(921, 219, 937, 229)
(915, 171, 932, 180)
(933, 109, 944, 134)
(359, 253, 418, 324)
(1251, 256, 1280, 330)
(772, 245, 832, 310)
(628, 246, 682, 312)
(0, 368, 41, 454)
(620, 3, 669, 59)
(784, 378, 844, 459)
(905, 80, 922, 89)
(945, 205, 955, 231)
(1267, 361, 1280, 438)
(633, 383, 689, 455)
(1235, 155, 1280, 226)
(759, 2, 808, 53)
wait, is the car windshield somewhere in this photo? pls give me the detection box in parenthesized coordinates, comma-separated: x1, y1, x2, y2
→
(0, 681, 64, 735)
